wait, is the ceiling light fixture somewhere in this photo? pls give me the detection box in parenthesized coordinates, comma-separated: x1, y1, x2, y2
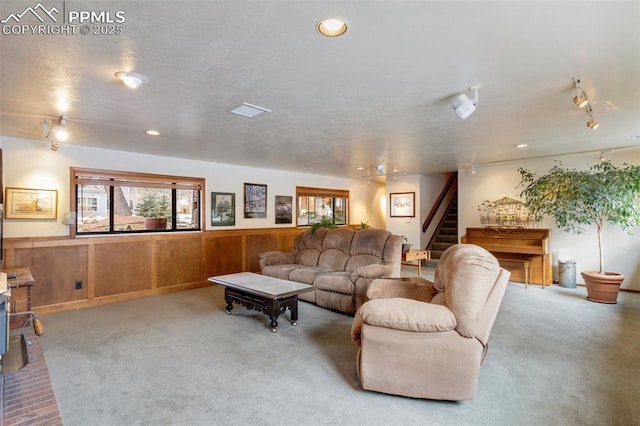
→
(228, 102, 271, 118)
(50, 141, 59, 151)
(585, 103, 599, 130)
(514, 144, 528, 148)
(146, 129, 160, 136)
(572, 78, 589, 108)
(43, 115, 69, 145)
(114, 71, 148, 89)
(452, 84, 481, 119)
(317, 18, 347, 37)
(572, 77, 599, 130)
(376, 163, 385, 175)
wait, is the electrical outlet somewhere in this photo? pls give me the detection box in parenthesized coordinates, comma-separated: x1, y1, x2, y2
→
(75, 280, 82, 290)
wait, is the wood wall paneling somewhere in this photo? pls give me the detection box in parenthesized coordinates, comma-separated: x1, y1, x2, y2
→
(204, 235, 243, 277)
(3, 227, 308, 313)
(14, 245, 88, 306)
(155, 237, 202, 287)
(94, 241, 152, 297)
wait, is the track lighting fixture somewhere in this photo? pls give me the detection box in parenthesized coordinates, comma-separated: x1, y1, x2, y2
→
(452, 84, 481, 119)
(572, 78, 589, 108)
(572, 78, 599, 130)
(585, 103, 599, 130)
(42, 115, 69, 150)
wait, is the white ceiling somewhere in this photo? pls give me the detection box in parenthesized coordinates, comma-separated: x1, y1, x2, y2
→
(1, 1, 639, 180)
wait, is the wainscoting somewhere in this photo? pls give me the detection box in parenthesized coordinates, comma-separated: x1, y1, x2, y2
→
(3, 227, 304, 315)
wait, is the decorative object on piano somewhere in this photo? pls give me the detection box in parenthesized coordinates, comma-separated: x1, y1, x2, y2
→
(477, 195, 535, 227)
(518, 161, 640, 303)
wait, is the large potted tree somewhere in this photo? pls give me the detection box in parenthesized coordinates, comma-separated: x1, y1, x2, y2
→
(518, 160, 640, 303)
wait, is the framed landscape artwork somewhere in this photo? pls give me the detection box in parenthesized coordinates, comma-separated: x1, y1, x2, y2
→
(211, 192, 235, 226)
(244, 183, 267, 218)
(5, 187, 58, 220)
(275, 195, 293, 224)
(390, 192, 415, 217)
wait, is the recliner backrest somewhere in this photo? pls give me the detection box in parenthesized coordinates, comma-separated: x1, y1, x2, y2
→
(433, 244, 503, 338)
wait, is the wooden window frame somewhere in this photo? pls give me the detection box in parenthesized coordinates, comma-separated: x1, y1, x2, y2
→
(295, 186, 349, 227)
(71, 167, 205, 236)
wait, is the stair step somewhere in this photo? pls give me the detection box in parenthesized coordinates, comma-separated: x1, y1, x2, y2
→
(436, 235, 458, 244)
(430, 250, 445, 260)
(431, 242, 455, 251)
(439, 228, 457, 235)
(443, 220, 457, 228)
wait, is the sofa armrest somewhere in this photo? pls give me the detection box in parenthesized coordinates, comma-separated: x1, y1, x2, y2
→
(351, 298, 457, 345)
(367, 278, 436, 302)
(259, 251, 294, 269)
(350, 264, 393, 281)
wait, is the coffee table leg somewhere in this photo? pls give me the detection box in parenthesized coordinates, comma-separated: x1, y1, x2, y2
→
(224, 289, 233, 315)
(290, 300, 298, 326)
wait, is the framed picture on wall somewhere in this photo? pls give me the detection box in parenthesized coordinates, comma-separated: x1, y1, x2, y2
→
(244, 183, 267, 218)
(5, 187, 58, 220)
(211, 192, 235, 226)
(390, 192, 415, 217)
(275, 195, 293, 224)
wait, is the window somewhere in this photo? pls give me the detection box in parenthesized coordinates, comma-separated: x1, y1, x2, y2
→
(296, 186, 349, 227)
(72, 167, 204, 235)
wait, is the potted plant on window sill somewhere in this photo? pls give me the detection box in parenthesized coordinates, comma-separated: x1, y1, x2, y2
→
(136, 193, 171, 230)
(518, 160, 640, 303)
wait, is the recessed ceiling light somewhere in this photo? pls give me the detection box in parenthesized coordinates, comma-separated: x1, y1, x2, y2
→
(632, 135, 640, 141)
(114, 71, 148, 89)
(356, 166, 364, 170)
(317, 18, 347, 37)
(227, 102, 271, 118)
(146, 129, 160, 136)
(514, 144, 528, 148)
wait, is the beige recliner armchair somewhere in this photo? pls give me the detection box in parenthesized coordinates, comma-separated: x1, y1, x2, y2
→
(351, 244, 510, 401)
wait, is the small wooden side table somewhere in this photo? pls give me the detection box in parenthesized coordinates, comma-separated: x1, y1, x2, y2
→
(1, 268, 35, 329)
(402, 250, 431, 277)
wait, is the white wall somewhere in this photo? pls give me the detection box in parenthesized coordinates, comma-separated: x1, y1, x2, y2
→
(0, 136, 383, 237)
(385, 172, 449, 249)
(458, 148, 640, 290)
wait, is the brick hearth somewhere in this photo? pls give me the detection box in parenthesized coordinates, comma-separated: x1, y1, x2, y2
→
(2, 328, 62, 425)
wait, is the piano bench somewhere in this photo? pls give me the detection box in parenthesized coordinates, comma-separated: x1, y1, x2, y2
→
(494, 255, 543, 289)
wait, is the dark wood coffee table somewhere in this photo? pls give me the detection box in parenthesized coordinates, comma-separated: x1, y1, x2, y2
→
(208, 272, 314, 332)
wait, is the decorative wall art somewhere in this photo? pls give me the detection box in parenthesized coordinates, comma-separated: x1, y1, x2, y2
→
(390, 192, 415, 217)
(5, 187, 58, 220)
(275, 195, 293, 224)
(244, 183, 267, 218)
(211, 192, 235, 226)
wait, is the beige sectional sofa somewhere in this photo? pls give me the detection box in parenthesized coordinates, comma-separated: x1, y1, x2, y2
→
(259, 228, 402, 315)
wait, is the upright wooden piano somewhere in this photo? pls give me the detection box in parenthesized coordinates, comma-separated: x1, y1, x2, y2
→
(462, 227, 552, 286)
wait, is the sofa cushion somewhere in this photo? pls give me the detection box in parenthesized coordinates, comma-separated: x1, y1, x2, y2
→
(345, 228, 390, 272)
(313, 272, 354, 295)
(261, 264, 306, 280)
(317, 228, 354, 270)
(293, 228, 328, 266)
(289, 266, 334, 285)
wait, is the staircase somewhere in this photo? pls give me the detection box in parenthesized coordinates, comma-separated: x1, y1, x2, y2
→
(426, 196, 458, 265)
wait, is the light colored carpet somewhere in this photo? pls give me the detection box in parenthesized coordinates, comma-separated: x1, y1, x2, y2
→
(39, 272, 640, 426)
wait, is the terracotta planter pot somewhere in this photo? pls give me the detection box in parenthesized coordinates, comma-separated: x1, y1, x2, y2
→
(581, 271, 625, 304)
(144, 217, 167, 230)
